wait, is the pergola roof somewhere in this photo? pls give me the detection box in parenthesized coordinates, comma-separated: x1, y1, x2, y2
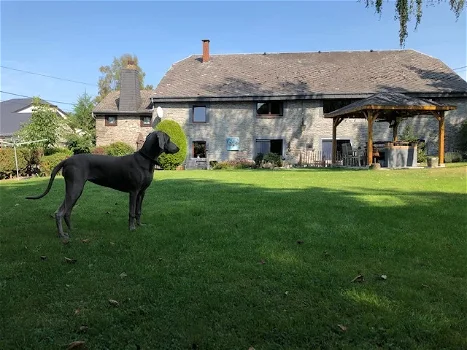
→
(323, 92, 456, 119)
(325, 92, 457, 166)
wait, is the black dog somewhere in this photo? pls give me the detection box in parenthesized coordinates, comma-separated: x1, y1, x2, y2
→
(26, 131, 179, 239)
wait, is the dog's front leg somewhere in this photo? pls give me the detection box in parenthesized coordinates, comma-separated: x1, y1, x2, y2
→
(136, 191, 146, 226)
(128, 192, 138, 231)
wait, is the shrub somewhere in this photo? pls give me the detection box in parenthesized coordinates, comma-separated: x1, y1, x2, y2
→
(262, 152, 283, 167)
(39, 152, 71, 176)
(105, 142, 134, 156)
(66, 133, 93, 154)
(0, 148, 26, 179)
(91, 146, 107, 155)
(212, 159, 255, 170)
(444, 151, 463, 163)
(416, 141, 427, 163)
(254, 153, 264, 166)
(44, 147, 71, 156)
(155, 120, 187, 170)
(0, 147, 43, 179)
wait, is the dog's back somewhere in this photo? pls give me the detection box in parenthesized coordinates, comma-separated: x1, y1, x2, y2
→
(63, 153, 152, 192)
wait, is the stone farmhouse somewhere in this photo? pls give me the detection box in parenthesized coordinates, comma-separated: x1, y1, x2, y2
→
(93, 40, 467, 168)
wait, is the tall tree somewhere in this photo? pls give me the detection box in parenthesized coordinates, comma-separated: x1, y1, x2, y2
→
(67, 92, 96, 138)
(96, 54, 154, 103)
(364, 0, 465, 47)
(65, 92, 96, 153)
(16, 97, 64, 151)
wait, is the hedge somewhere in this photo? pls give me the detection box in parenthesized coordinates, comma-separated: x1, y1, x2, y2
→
(39, 152, 72, 176)
(155, 120, 187, 169)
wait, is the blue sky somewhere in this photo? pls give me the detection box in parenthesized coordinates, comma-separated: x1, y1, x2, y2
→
(1, 0, 466, 112)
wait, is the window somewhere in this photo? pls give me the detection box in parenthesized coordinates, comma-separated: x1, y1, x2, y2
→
(193, 106, 207, 123)
(140, 115, 152, 127)
(256, 102, 283, 117)
(105, 115, 117, 126)
(256, 139, 283, 156)
(193, 141, 206, 158)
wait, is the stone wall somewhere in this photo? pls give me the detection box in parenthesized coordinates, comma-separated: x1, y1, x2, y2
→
(95, 97, 466, 162)
(95, 115, 153, 149)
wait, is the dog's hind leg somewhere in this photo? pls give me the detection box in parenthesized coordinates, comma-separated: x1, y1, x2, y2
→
(56, 178, 85, 238)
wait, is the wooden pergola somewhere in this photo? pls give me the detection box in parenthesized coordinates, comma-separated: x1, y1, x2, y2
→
(323, 92, 457, 166)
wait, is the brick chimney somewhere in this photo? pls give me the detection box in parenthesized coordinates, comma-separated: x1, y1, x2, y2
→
(119, 60, 141, 112)
(202, 39, 210, 63)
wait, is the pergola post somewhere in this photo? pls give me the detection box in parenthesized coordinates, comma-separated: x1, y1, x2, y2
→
(436, 111, 445, 165)
(366, 111, 377, 165)
(332, 117, 344, 165)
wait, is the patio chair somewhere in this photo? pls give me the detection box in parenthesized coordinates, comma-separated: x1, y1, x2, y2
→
(342, 143, 360, 166)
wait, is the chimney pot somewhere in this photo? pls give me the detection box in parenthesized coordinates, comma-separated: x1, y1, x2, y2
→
(202, 39, 210, 63)
(126, 60, 137, 69)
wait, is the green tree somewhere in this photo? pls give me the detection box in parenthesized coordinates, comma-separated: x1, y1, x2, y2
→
(96, 54, 154, 103)
(16, 97, 64, 151)
(66, 92, 96, 153)
(155, 120, 187, 169)
(67, 92, 96, 137)
(364, 0, 465, 47)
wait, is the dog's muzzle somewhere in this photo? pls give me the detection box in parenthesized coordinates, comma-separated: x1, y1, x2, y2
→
(166, 142, 179, 154)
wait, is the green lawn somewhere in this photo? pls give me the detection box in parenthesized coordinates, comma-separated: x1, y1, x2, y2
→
(0, 165, 466, 349)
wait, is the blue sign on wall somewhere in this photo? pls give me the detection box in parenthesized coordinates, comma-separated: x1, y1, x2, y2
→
(226, 137, 240, 151)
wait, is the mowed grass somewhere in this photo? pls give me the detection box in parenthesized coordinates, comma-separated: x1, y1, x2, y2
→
(0, 164, 466, 349)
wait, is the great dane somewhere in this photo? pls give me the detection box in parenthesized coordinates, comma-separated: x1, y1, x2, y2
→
(26, 131, 179, 239)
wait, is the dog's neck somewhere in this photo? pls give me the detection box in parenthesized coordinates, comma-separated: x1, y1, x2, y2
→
(137, 150, 162, 167)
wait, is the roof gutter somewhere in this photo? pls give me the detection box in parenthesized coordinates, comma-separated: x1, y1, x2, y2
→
(150, 91, 467, 103)
(92, 110, 152, 115)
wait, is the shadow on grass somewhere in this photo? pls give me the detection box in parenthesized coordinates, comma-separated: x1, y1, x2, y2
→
(0, 173, 466, 349)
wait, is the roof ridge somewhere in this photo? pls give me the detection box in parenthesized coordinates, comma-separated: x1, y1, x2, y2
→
(190, 49, 416, 56)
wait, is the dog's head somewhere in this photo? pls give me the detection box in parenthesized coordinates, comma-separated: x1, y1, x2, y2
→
(139, 131, 180, 161)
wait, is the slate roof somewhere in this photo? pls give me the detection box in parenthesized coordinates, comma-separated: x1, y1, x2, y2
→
(324, 92, 457, 119)
(152, 49, 467, 101)
(93, 90, 154, 114)
(0, 98, 60, 137)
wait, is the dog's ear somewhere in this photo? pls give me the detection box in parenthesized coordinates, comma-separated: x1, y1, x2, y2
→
(157, 131, 167, 150)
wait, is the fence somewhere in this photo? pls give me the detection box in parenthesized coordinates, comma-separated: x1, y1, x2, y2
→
(294, 150, 343, 168)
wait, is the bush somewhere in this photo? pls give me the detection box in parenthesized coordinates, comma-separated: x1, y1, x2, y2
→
(44, 147, 71, 156)
(444, 151, 463, 163)
(212, 159, 255, 170)
(0, 148, 26, 179)
(262, 152, 283, 167)
(39, 152, 71, 176)
(254, 153, 264, 167)
(456, 120, 467, 156)
(91, 146, 107, 155)
(66, 133, 93, 154)
(155, 120, 187, 170)
(105, 141, 134, 156)
(416, 141, 427, 163)
(0, 147, 44, 179)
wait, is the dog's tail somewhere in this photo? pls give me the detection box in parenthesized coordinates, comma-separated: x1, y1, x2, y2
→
(26, 159, 67, 200)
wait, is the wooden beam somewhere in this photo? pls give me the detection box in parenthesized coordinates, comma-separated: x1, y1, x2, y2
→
(438, 111, 445, 165)
(366, 111, 378, 165)
(331, 117, 344, 165)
